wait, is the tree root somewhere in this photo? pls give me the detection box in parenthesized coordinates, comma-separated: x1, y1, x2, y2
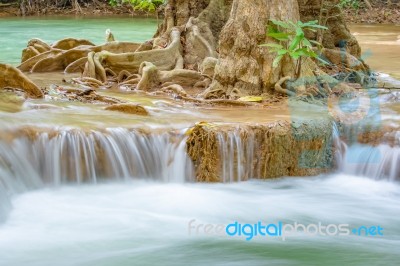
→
(137, 62, 159, 90)
(65, 57, 87, 73)
(71, 77, 104, 88)
(0, 64, 43, 99)
(51, 38, 95, 50)
(18, 38, 142, 73)
(83, 28, 184, 77)
(274, 76, 296, 96)
(161, 84, 188, 97)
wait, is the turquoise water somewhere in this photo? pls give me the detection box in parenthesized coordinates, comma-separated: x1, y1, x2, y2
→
(0, 16, 158, 65)
(0, 18, 400, 266)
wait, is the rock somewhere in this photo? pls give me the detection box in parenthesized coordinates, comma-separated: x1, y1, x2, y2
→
(0, 90, 26, 113)
(105, 104, 149, 116)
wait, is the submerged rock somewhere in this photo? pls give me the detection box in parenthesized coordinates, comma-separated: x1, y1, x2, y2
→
(105, 103, 149, 116)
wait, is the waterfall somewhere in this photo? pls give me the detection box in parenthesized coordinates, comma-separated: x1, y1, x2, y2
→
(334, 124, 400, 181)
(217, 128, 255, 182)
(0, 127, 194, 187)
(339, 144, 400, 181)
(0, 127, 194, 220)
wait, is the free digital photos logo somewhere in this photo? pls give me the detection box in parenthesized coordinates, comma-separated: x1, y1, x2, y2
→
(188, 220, 384, 241)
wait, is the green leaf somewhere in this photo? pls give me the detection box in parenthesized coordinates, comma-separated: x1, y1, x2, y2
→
(260, 43, 284, 49)
(302, 38, 312, 48)
(289, 35, 303, 51)
(296, 27, 305, 37)
(270, 20, 291, 29)
(278, 49, 288, 55)
(302, 20, 319, 26)
(267, 32, 290, 41)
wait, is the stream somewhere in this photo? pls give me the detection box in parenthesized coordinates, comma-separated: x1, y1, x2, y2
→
(0, 17, 399, 265)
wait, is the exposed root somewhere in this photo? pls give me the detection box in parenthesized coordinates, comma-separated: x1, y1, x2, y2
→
(83, 52, 97, 79)
(65, 57, 87, 73)
(105, 68, 117, 78)
(51, 38, 95, 50)
(120, 78, 141, 86)
(71, 77, 104, 88)
(18, 39, 142, 73)
(83, 28, 183, 76)
(117, 70, 132, 82)
(160, 84, 188, 97)
(274, 76, 295, 96)
(137, 62, 159, 91)
(93, 53, 107, 83)
(28, 38, 52, 51)
(0, 64, 43, 99)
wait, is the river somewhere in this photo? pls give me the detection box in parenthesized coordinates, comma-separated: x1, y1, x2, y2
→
(0, 17, 399, 266)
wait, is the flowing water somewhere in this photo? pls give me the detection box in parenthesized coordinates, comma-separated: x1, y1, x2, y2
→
(0, 19, 400, 265)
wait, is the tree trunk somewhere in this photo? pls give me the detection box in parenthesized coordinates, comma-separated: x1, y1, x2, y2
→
(155, 0, 233, 70)
(203, 0, 363, 98)
(204, 0, 302, 98)
(299, 0, 361, 57)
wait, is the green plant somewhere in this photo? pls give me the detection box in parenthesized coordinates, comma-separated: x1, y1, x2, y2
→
(109, 0, 165, 12)
(261, 20, 328, 78)
(339, 0, 361, 9)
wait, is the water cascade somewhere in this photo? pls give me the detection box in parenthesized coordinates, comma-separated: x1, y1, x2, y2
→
(0, 127, 193, 220)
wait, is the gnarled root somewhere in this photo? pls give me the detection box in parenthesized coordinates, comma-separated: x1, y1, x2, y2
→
(137, 62, 159, 91)
(18, 38, 142, 73)
(83, 28, 183, 77)
(65, 57, 87, 73)
(161, 84, 188, 97)
(51, 38, 95, 50)
(131, 61, 205, 92)
(274, 76, 295, 97)
(72, 77, 104, 88)
(0, 63, 43, 99)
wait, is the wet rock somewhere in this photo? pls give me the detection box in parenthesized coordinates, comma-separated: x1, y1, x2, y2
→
(0, 90, 26, 113)
(105, 104, 149, 116)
